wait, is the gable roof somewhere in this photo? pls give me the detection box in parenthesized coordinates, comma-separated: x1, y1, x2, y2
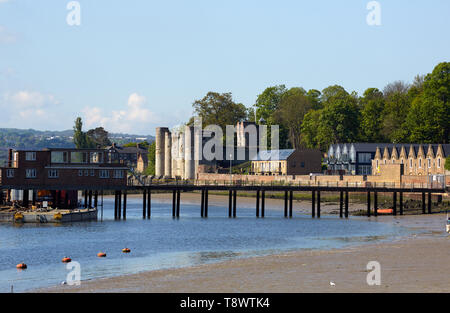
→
(252, 149, 295, 161)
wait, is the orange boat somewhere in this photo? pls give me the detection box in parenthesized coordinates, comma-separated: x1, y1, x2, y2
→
(122, 248, 131, 253)
(377, 209, 393, 214)
(62, 257, 72, 263)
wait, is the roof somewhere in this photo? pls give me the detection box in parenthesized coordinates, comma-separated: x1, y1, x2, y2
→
(329, 143, 450, 157)
(252, 149, 295, 161)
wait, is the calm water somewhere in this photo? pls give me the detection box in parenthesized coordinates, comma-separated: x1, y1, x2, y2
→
(0, 196, 411, 292)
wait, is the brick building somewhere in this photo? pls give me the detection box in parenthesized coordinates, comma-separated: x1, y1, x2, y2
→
(251, 149, 322, 176)
(105, 143, 149, 169)
(372, 144, 449, 176)
(0, 148, 128, 209)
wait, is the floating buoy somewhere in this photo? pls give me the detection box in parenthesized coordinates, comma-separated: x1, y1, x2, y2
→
(97, 252, 106, 258)
(62, 257, 72, 263)
(122, 248, 131, 253)
(16, 263, 27, 270)
(378, 209, 393, 214)
(14, 212, 24, 222)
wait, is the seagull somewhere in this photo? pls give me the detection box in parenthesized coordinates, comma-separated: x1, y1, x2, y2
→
(330, 281, 336, 287)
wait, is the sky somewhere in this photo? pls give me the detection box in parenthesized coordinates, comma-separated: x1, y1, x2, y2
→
(0, 0, 449, 136)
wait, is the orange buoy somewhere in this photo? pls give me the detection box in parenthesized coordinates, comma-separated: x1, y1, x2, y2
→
(122, 248, 131, 253)
(62, 257, 72, 263)
(97, 252, 106, 258)
(378, 209, 394, 214)
(16, 263, 27, 270)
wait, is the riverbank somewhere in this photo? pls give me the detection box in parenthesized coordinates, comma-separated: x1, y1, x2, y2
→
(36, 213, 450, 293)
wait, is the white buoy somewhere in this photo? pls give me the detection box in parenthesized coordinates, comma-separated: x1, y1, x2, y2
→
(330, 281, 336, 286)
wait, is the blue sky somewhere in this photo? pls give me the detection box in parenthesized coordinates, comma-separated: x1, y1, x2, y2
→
(0, 0, 449, 135)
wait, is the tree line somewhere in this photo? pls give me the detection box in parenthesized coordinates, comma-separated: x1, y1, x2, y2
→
(188, 62, 449, 152)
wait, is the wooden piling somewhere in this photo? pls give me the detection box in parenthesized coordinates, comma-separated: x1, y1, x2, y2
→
(399, 192, 403, 215)
(84, 190, 88, 208)
(228, 190, 232, 218)
(289, 191, 293, 218)
(233, 190, 237, 218)
(176, 190, 181, 218)
(201, 189, 205, 217)
(428, 192, 432, 214)
(143, 189, 147, 219)
(345, 191, 349, 218)
(374, 192, 378, 217)
(422, 192, 426, 214)
(261, 190, 265, 218)
(256, 190, 260, 218)
(284, 191, 288, 218)
(88, 190, 92, 209)
(367, 191, 371, 217)
(317, 191, 321, 218)
(312, 190, 316, 218)
(393, 192, 397, 216)
(172, 190, 176, 218)
(204, 189, 209, 217)
(118, 190, 122, 219)
(123, 190, 127, 220)
(147, 189, 151, 218)
(114, 191, 118, 220)
(339, 191, 343, 218)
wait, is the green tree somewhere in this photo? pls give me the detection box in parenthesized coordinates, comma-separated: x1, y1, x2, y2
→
(381, 82, 411, 143)
(359, 88, 385, 142)
(73, 117, 94, 149)
(192, 92, 248, 131)
(445, 156, 450, 171)
(143, 141, 156, 176)
(254, 85, 287, 124)
(274, 87, 312, 149)
(86, 127, 112, 148)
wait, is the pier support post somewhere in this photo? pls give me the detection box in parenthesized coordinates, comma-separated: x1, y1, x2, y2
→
(367, 191, 371, 217)
(32, 190, 36, 207)
(284, 191, 288, 218)
(118, 190, 122, 219)
(393, 192, 397, 216)
(84, 190, 88, 208)
(312, 190, 316, 218)
(143, 189, 147, 219)
(261, 190, 265, 218)
(201, 189, 205, 217)
(172, 190, 176, 218)
(88, 190, 92, 209)
(176, 190, 181, 218)
(123, 190, 127, 220)
(428, 192, 432, 214)
(345, 191, 349, 218)
(422, 192, 426, 214)
(289, 191, 293, 218)
(256, 190, 260, 218)
(114, 191, 118, 220)
(147, 189, 151, 218)
(228, 190, 232, 218)
(94, 191, 98, 208)
(374, 192, 378, 217)
(317, 191, 321, 219)
(233, 190, 237, 218)
(23, 189, 29, 208)
(399, 192, 403, 215)
(204, 189, 209, 217)
(339, 191, 343, 218)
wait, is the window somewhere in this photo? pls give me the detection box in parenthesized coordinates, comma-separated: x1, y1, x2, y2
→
(26, 168, 37, 178)
(358, 165, 372, 175)
(376, 160, 379, 168)
(26, 152, 36, 161)
(48, 169, 59, 178)
(100, 170, 110, 178)
(300, 162, 305, 168)
(438, 158, 441, 168)
(71, 152, 89, 164)
(51, 151, 68, 163)
(90, 152, 104, 164)
(6, 169, 14, 178)
(90, 169, 95, 176)
(84, 170, 89, 176)
(358, 153, 372, 163)
(427, 159, 431, 169)
(78, 170, 83, 177)
(410, 159, 413, 168)
(419, 158, 422, 168)
(114, 170, 124, 179)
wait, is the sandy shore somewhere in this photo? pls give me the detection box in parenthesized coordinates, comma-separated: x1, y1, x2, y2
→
(35, 201, 450, 293)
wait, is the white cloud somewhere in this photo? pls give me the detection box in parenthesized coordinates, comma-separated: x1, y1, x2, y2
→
(82, 93, 161, 134)
(1, 90, 62, 129)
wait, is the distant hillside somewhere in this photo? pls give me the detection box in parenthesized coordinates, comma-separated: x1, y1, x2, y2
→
(0, 128, 154, 166)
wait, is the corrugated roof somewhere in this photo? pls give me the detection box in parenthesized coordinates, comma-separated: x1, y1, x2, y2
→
(252, 149, 295, 161)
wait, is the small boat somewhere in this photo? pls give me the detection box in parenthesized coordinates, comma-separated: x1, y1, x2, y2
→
(377, 208, 393, 215)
